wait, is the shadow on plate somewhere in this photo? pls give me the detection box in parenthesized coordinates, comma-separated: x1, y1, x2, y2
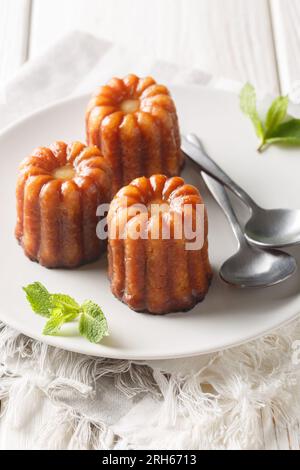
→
(56, 323, 126, 350)
(77, 256, 108, 273)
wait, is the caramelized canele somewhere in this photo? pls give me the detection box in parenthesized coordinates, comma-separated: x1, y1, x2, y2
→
(86, 74, 184, 194)
(107, 175, 212, 314)
(16, 141, 112, 268)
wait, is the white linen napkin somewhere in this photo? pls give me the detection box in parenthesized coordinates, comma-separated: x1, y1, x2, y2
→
(0, 31, 300, 450)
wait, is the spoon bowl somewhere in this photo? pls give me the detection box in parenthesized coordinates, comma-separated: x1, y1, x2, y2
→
(181, 135, 300, 248)
(245, 207, 300, 248)
(220, 243, 297, 288)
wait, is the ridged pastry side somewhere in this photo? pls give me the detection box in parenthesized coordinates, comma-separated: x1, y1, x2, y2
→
(16, 141, 112, 268)
(86, 74, 184, 194)
(108, 175, 212, 314)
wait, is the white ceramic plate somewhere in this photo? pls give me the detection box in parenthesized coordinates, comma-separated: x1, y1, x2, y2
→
(1, 86, 300, 360)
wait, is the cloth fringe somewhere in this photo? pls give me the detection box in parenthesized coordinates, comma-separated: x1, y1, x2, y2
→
(0, 318, 300, 449)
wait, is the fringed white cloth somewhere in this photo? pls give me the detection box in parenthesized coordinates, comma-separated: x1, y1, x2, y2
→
(1, 318, 300, 449)
(0, 31, 300, 450)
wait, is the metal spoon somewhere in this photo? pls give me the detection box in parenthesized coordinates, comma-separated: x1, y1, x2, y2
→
(187, 135, 297, 288)
(181, 135, 300, 248)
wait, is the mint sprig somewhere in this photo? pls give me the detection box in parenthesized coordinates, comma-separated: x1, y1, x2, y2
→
(23, 282, 109, 344)
(240, 83, 300, 152)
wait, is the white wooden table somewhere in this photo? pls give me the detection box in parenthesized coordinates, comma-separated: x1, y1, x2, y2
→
(0, 0, 299, 450)
(1, 0, 299, 94)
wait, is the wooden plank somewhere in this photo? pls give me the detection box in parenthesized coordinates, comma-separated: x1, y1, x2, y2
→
(30, 0, 279, 92)
(0, 0, 32, 84)
(270, 0, 300, 94)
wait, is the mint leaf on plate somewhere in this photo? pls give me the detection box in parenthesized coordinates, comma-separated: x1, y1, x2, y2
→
(23, 282, 52, 318)
(23, 282, 108, 344)
(79, 301, 109, 344)
(266, 119, 300, 145)
(240, 83, 300, 152)
(265, 95, 289, 137)
(240, 83, 264, 140)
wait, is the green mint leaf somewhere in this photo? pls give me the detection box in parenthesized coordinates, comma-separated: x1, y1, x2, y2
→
(239, 84, 299, 152)
(79, 301, 108, 344)
(50, 294, 80, 314)
(43, 307, 77, 336)
(240, 83, 264, 140)
(265, 96, 289, 137)
(266, 119, 300, 145)
(23, 282, 52, 318)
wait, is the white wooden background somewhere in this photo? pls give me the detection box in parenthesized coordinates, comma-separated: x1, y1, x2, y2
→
(1, 0, 300, 94)
(0, 0, 300, 451)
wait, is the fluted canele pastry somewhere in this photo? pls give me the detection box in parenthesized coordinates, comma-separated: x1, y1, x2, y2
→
(16, 141, 112, 268)
(86, 74, 184, 194)
(107, 175, 212, 315)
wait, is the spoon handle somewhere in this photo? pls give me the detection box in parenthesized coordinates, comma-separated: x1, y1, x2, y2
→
(187, 135, 246, 247)
(201, 173, 246, 247)
(181, 135, 257, 210)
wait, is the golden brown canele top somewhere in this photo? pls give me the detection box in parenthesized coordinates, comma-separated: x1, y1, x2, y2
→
(86, 74, 177, 135)
(17, 141, 112, 198)
(108, 175, 208, 240)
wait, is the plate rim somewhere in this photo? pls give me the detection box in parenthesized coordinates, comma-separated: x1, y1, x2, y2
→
(0, 303, 299, 360)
